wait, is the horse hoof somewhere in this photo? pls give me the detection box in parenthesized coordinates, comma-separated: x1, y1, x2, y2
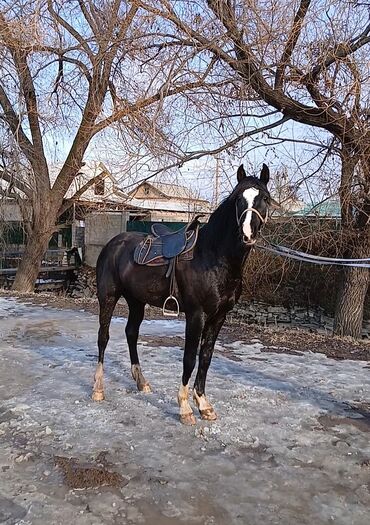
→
(139, 383, 152, 393)
(180, 413, 196, 426)
(92, 391, 105, 402)
(200, 409, 217, 421)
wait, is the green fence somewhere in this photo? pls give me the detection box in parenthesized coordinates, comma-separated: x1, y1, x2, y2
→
(127, 221, 187, 234)
(0, 222, 25, 247)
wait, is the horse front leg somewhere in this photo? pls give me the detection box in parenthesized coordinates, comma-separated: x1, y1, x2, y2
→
(193, 313, 226, 421)
(178, 311, 204, 425)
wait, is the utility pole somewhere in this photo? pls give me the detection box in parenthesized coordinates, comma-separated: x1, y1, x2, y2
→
(214, 155, 220, 209)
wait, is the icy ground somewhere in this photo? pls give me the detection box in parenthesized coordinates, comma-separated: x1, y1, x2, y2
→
(0, 297, 370, 525)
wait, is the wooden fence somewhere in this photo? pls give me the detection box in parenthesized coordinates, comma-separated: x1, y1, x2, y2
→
(0, 249, 81, 291)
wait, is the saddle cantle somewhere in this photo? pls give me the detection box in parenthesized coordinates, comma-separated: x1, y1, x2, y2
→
(133, 217, 200, 267)
(133, 217, 202, 316)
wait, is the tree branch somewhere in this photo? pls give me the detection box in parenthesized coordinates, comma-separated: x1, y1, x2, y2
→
(0, 85, 34, 161)
(47, 0, 94, 60)
(307, 21, 370, 81)
(0, 13, 49, 188)
(204, 0, 354, 141)
(275, 0, 311, 89)
(57, 171, 105, 217)
(92, 79, 223, 135)
(123, 115, 289, 190)
(0, 168, 33, 199)
(77, 0, 99, 36)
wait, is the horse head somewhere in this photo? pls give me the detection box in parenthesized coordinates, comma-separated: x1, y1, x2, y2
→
(234, 163, 276, 246)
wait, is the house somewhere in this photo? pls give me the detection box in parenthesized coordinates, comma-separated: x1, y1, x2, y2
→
(0, 162, 130, 252)
(56, 161, 127, 208)
(126, 181, 211, 222)
(83, 180, 212, 266)
(48, 161, 130, 249)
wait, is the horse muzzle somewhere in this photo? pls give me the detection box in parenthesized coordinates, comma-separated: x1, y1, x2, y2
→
(242, 235, 257, 246)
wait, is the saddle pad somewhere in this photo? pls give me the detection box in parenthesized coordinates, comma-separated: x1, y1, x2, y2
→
(151, 223, 175, 237)
(134, 229, 197, 266)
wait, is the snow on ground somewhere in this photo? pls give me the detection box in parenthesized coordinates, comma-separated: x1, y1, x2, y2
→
(0, 296, 370, 525)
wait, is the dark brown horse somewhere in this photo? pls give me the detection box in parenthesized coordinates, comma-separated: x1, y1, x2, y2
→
(92, 164, 273, 424)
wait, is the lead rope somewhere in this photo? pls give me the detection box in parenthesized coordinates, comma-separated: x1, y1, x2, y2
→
(256, 235, 370, 268)
(236, 205, 370, 268)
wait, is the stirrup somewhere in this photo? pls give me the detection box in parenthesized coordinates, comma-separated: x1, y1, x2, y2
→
(162, 295, 180, 317)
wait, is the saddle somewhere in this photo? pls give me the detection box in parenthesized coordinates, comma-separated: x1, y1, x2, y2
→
(134, 216, 201, 316)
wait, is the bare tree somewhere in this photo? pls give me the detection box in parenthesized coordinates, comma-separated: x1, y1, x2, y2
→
(1, 1, 368, 338)
(140, 0, 369, 338)
(0, 0, 226, 291)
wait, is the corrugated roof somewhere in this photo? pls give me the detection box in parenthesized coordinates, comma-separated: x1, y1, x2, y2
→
(126, 197, 211, 213)
(134, 181, 206, 201)
(291, 199, 341, 218)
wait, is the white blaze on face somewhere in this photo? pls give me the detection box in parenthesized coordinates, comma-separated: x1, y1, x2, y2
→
(242, 188, 259, 240)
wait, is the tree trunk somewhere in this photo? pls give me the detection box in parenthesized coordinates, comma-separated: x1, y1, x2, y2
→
(333, 264, 369, 339)
(333, 147, 369, 339)
(12, 227, 52, 292)
(12, 197, 55, 293)
(333, 203, 370, 339)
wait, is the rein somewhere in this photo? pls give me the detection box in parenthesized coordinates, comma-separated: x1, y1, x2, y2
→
(235, 200, 369, 267)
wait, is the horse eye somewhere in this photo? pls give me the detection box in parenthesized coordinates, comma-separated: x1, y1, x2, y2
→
(263, 196, 268, 202)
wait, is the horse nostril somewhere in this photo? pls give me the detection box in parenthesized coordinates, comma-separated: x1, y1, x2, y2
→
(243, 234, 256, 245)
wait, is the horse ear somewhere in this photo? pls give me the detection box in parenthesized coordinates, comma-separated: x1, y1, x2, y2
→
(237, 164, 246, 183)
(260, 163, 270, 185)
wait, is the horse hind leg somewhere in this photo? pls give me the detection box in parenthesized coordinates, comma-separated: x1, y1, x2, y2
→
(92, 293, 119, 401)
(125, 299, 151, 393)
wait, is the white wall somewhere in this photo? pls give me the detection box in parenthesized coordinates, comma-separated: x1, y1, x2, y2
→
(85, 211, 129, 267)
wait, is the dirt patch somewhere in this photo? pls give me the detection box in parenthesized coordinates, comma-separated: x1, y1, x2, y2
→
(221, 324, 370, 361)
(54, 453, 127, 489)
(1, 289, 369, 361)
(140, 335, 184, 348)
(317, 414, 370, 434)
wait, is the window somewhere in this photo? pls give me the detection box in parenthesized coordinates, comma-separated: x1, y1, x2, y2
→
(94, 178, 105, 195)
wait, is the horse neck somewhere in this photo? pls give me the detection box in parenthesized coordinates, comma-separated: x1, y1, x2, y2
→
(199, 198, 250, 270)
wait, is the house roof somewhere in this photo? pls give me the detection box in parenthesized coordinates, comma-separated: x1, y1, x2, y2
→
(49, 161, 121, 198)
(129, 181, 206, 202)
(148, 182, 196, 200)
(125, 179, 211, 214)
(126, 197, 211, 213)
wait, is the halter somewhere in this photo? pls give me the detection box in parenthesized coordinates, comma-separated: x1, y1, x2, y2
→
(236, 206, 268, 227)
(236, 205, 268, 245)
